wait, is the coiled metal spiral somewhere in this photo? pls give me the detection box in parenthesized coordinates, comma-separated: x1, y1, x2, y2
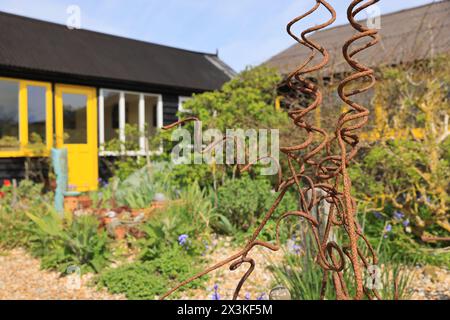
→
(160, 0, 382, 300)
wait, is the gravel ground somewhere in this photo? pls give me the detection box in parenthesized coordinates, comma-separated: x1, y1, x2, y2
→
(0, 248, 124, 300)
(179, 241, 284, 300)
(0, 246, 448, 300)
(410, 265, 450, 300)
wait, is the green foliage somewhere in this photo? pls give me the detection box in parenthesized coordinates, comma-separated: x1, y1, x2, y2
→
(139, 183, 212, 259)
(0, 180, 50, 248)
(214, 175, 297, 233)
(270, 231, 414, 300)
(27, 211, 110, 274)
(347, 57, 450, 265)
(98, 247, 205, 299)
(98, 183, 211, 299)
(115, 169, 156, 209)
(179, 66, 284, 131)
(362, 209, 450, 266)
(152, 66, 290, 189)
(93, 163, 173, 209)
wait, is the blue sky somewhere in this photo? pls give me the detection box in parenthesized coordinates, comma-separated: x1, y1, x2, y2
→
(0, 0, 438, 71)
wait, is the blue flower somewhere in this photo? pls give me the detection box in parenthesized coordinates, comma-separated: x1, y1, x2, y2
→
(293, 244, 302, 255)
(373, 211, 383, 220)
(245, 292, 251, 300)
(178, 234, 189, 247)
(211, 284, 220, 300)
(402, 219, 410, 227)
(384, 224, 392, 238)
(393, 211, 404, 220)
(257, 293, 266, 300)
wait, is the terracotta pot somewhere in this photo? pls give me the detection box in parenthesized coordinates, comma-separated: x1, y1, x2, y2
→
(78, 195, 93, 209)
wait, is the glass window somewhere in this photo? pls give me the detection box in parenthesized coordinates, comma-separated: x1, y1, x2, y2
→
(27, 85, 47, 145)
(125, 93, 140, 150)
(63, 93, 87, 144)
(0, 79, 20, 150)
(145, 95, 158, 136)
(103, 90, 120, 143)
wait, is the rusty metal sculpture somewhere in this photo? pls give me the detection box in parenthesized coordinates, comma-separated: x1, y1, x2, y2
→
(161, 0, 381, 300)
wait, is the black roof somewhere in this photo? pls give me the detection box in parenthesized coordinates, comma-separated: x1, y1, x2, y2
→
(0, 11, 235, 93)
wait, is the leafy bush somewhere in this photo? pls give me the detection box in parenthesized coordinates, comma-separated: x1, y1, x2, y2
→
(27, 211, 110, 273)
(98, 183, 212, 299)
(0, 180, 50, 248)
(138, 183, 213, 260)
(98, 247, 205, 299)
(93, 163, 172, 209)
(214, 175, 297, 233)
(361, 208, 450, 266)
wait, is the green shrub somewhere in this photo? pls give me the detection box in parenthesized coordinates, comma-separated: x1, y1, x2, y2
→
(138, 183, 212, 260)
(98, 247, 206, 299)
(27, 211, 110, 274)
(0, 180, 50, 248)
(214, 175, 297, 234)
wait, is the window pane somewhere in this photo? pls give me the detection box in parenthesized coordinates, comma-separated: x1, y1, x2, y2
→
(125, 93, 140, 150)
(103, 90, 120, 145)
(145, 95, 158, 136)
(28, 85, 46, 145)
(63, 93, 87, 144)
(0, 79, 19, 150)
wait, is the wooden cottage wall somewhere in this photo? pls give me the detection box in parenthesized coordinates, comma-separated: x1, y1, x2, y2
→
(162, 94, 179, 126)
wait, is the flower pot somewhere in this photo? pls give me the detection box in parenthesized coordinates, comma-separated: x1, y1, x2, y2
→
(78, 195, 93, 209)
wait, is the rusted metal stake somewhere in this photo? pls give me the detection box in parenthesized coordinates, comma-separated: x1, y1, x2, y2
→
(160, 0, 381, 300)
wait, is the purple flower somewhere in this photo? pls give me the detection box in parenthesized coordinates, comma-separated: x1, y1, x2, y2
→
(293, 244, 302, 255)
(393, 211, 404, 221)
(402, 219, 410, 227)
(257, 293, 266, 300)
(178, 234, 189, 247)
(373, 211, 383, 220)
(384, 224, 392, 238)
(245, 292, 251, 300)
(211, 284, 220, 300)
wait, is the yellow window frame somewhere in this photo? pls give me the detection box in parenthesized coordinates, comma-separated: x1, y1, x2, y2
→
(0, 77, 53, 158)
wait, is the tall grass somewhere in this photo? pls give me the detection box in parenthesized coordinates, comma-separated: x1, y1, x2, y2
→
(270, 230, 414, 300)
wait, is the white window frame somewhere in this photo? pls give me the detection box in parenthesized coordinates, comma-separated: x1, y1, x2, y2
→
(178, 96, 192, 116)
(99, 88, 163, 156)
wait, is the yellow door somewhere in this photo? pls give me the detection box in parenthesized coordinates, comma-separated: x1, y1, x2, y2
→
(55, 84, 98, 192)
